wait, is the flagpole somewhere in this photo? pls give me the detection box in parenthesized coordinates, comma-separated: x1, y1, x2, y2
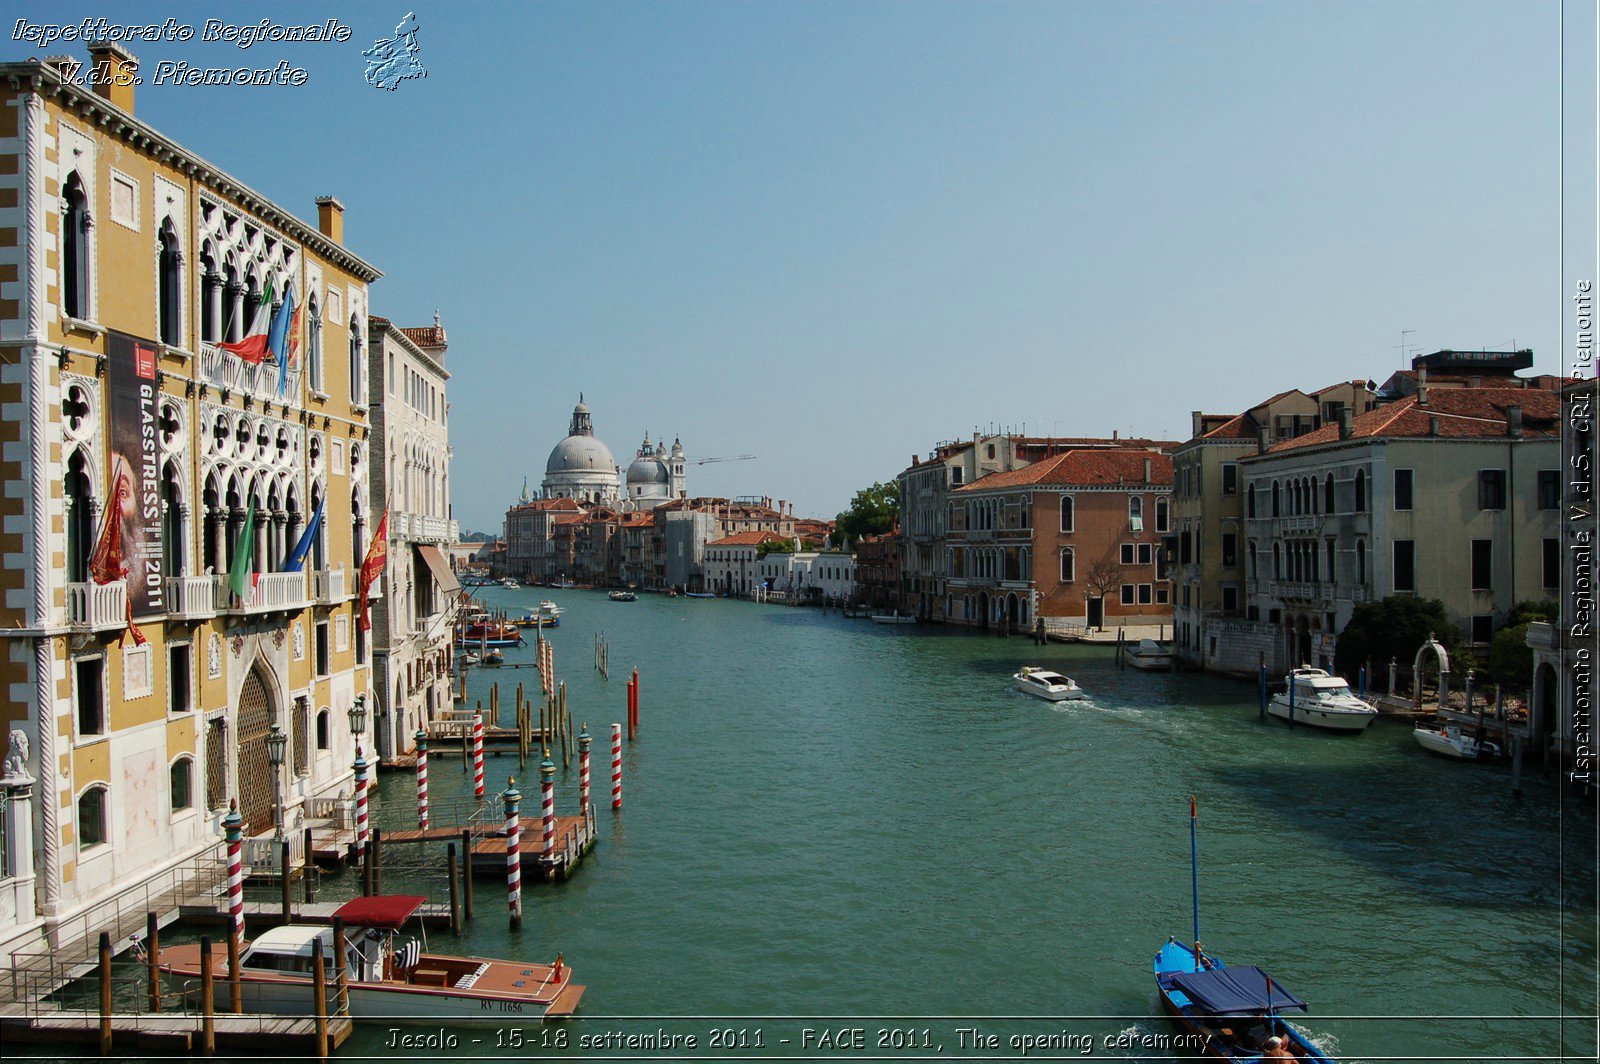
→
(1189, 794, 1200, 972)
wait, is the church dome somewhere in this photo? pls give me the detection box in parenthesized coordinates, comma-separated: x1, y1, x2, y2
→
(546, 434, 616, 474)
(627, 454, 668, 485)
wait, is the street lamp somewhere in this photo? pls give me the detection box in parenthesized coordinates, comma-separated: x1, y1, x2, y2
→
(348, 693, 367, 739)
(265, 722, 287, 842)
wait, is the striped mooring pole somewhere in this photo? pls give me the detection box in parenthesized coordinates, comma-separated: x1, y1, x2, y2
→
(578, 724, 591, 818)
(610, 722, 623, 810)
(540, 755, 557, 863)
(504, 777, 522, 930)
(224, 800, 244, 947)
(472, 712, 485, 800)
(353, 745, 370, 859)
(414, 728, 430, 830)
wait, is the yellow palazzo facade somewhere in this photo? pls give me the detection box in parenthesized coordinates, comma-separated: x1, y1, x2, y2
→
(0, 44, 383, 959)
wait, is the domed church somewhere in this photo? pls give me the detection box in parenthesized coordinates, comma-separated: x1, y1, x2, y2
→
(625, 432, 686, 506)
(540, 396, 685, 508)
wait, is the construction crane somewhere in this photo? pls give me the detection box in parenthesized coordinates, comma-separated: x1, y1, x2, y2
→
(689, 454, 757, 466)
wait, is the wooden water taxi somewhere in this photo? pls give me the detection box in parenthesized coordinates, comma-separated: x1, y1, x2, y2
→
(159, 896, 584, 1024)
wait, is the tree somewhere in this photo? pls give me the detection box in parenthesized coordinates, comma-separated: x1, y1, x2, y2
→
(835, 482, 898, 544)
(1334, 596, 1464, 681)
(1483, 600, 1559, 692)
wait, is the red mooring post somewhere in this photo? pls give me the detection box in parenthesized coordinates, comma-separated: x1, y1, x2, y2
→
(504, 777, 522, 931)
(611, 723, 623, 810)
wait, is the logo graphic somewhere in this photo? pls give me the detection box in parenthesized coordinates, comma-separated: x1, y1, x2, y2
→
(134, 345, 157, 379)
(363, 12, 425, 91)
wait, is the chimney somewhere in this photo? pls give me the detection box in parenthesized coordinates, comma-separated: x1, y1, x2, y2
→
(1256, 426, 1270, 455)
(1429, 416, 1441, 437)
(85, 40, 137, 113)
(1112, 429, 1120, 441)
(1338, 408, 1354, 440)
(315, 196, 345, 244)
(1507, 405, 1523, 438)
(1143, 458, 1152, 483)
(1417, 364, 1428, 407)
(1191, 410, 1205, 437)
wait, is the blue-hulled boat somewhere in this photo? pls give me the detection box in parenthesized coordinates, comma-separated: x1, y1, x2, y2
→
(1154, 939, 1332, 1061)
(1156, 797, 1336, 1062)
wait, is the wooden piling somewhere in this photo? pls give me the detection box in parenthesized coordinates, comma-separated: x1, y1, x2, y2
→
(372, 827, 384, 894)
(226, 925, 242, 1013)
(1512, 734, 1524, 799)
(311, 937, 329, 1059)
(1258, 652, 1267, 722)
(281, 839, 293, 923)
(145, 911, 161, 1013)
(331, 916, 350, 1016)
(447, 842, 461, 935)
(97, 931, 112, 1055)
(199, 936, 215, 1057)
(461, 828, 474, 921)
(303, 827, 316, 903)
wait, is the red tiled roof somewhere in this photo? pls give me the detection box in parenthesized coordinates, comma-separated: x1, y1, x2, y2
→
(509, 497, 584, 513)
(401, 325, 447, 348)
(1312, 379, 1371, 395)
(1266, 388, 1561, 453)
(956, 448, 1172, 491)
(707, 531, 786, 547)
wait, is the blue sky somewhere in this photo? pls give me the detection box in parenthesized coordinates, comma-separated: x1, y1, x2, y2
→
(17, 1, 1591, 531)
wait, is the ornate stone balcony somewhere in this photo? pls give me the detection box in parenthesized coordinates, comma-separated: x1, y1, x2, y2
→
(66, 581, 127, 631)
(166, 575, 216, 620)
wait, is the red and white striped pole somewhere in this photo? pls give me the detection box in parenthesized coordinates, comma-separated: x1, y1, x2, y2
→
(504, 777, 522, 930)
(353, 745, 370, 859)
(224, 801, 244, 947)
(540, 755, 556, 863)
(610, 723, 622, 810)
(472, 712, 485, 800)
(414, 728, 429, 830)
(577, 724, 591, 818)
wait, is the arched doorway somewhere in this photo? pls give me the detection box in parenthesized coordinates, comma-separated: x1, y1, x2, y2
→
(977, 592, 990, 631)
(1007, 592, 1020, 628)
(236, 667, 277, 835)
(1296, 618, 1312, 665)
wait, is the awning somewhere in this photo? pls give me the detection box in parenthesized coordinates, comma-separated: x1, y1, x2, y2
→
(332, 894, 427, 929)
(416, 544, 461, 596)
(1162, 966, 1308, 1017)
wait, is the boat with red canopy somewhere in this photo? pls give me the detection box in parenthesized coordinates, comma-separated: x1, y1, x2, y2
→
(159, 895, 583, 1023)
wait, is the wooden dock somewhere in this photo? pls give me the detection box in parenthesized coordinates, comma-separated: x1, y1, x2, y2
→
(378, 812, 598, 881)
(0, 1003, 352, 1053)
(179, 897, 455, 928)
(425, 724, 552, 748)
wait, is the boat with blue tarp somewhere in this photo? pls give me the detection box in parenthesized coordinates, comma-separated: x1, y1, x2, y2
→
(1155, 797, 1336, 1061)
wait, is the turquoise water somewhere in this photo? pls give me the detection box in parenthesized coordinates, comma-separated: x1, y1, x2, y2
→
(42, 587, 1590, 1061)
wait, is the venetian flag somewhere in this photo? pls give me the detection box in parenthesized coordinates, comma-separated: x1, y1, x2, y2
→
(88, 457, 146, 646)
(218, 277, 276, 364)
(228, 498, 259, 604)
(356, 509, 389, 631)
(281, 497, 325, 573)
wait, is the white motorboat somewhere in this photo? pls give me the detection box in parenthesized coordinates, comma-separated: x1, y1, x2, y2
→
(1126, 639, 1174, 671)
(160, 895, 583, 1024)
(1268, 667, 1378, 732)
(869, 611, 917, 625)
(1413, 723, 1501, 760)
(538, 599, 564, 616)
(501, 578, 521, 589)
(1014, 666, 1090, 702)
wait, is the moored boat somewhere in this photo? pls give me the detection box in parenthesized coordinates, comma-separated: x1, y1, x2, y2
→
(1268, 667, 1377, 733)
(684, 591, 716, 599)
(159, 896, 583, 1025)
(869, 611, 916, 625)
(607, 590, 637, 602)
(1013, 666, 1089, 702)
(1413, 723, 1500, 760)
(1126, 639, 1174, 671)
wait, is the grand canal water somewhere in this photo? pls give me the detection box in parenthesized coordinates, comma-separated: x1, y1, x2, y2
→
(315, 586, 1596, 1062)
(32, 588, 1577, 1062)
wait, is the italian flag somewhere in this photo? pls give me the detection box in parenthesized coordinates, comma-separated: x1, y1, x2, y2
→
(219, 277, 276, 364)
(228, 498, 259, 604)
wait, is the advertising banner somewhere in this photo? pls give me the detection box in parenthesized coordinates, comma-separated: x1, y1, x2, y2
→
(106, 330, 165, 618)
